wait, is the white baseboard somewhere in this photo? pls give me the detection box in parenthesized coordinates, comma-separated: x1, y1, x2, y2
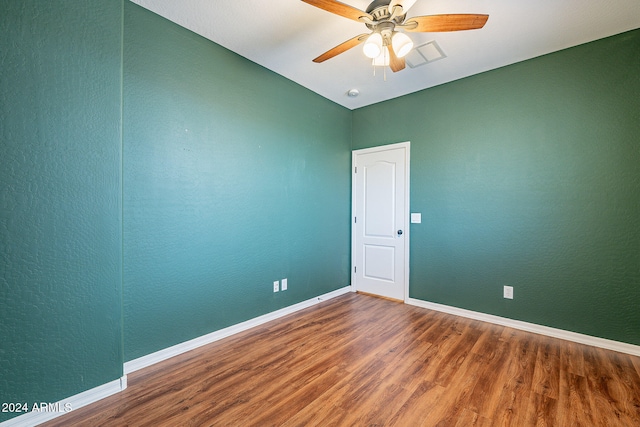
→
(124, 286, 352, 374)
(0, 376, 127, 427)
(406, 297, 640, 357)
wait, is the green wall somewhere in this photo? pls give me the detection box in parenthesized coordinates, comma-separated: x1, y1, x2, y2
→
(0, 0, 350, 421)
(122, 2, 352, 360)
(0, 0, 124, 422)
(353, 29, 640, 345)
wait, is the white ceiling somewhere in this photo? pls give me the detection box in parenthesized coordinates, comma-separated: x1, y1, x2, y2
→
(130, 0, 640, 110)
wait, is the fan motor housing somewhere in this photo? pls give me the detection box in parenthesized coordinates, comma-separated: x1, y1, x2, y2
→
(365, 0, 406, 28)
(365, 0, 391, 14)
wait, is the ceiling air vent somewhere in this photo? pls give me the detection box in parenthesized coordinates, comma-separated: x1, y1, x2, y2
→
(406, 40, 446, 68)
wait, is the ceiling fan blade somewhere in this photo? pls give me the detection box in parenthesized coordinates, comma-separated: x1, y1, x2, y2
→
(313, 34, 368, 63)
(387, 46, 405, 72)
(301, 0, 372, 22)
(404, 14, 489, 32)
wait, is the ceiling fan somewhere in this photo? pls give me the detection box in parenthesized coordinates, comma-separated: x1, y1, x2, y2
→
(302, 0, 489, 72)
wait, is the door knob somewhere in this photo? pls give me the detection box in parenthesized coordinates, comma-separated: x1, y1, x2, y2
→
(397, 229, 403, 236)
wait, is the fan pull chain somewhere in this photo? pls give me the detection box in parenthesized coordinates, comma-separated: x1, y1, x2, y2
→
(372, 49, 388, 81)
(383, 48, 387, 81)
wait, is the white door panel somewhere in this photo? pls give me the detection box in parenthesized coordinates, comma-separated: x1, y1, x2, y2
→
(364, 161, 396, 237)
(352, 142, 409, 301)
(363, 244, 395, 281)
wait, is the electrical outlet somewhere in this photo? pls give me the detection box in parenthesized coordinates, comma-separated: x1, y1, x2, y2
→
(503, 285, 514, 299)
(281, 278, 288, 291)
(273, 280, 279, 292)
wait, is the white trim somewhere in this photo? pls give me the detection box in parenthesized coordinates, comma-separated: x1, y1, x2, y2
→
(351, 141, 410, 302)
(406, 298, 640, 357)
(0, 376, 127, 427)
(403, 143, 410, 304)
(124, 286, 352, 374)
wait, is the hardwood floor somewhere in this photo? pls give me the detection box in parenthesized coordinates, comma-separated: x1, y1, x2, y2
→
(44, 293, 640, 426)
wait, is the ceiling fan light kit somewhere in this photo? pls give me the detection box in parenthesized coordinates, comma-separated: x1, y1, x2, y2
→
(363, 33, 383, 58)
(392, 31, 413, 58)
(302, 0, 489, 75)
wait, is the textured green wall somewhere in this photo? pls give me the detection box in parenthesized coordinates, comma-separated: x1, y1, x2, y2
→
(0, 0, 124, 422)
(122, 3, 352, 360)
(353, 30, 640, 345)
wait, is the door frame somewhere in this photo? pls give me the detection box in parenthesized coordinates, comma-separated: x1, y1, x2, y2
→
(351, 141, 410, 302)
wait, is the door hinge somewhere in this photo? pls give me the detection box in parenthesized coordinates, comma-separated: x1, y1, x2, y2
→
(354, 216, 357, 223)
(354, 166, 357, 173)
(354, 266, 357, 273)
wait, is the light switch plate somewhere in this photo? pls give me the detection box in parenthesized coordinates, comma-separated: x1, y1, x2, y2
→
(281, 278, 287, 291)
(411, 213, 422, 224)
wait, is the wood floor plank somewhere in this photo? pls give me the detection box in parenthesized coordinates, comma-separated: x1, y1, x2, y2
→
(557, 371, 596, 427)
(386, 381, 447, 426)
(41, 293, 640, 427)
(583, 346, 622, 426)
(632, 353, 640, 379)
(470, 320, 505, 357)
(524, 392, 558, 427)
(454, 408, 492, 427)
(560, 340, 586, 376)
(420, 351, 488, 426)
(531, 338, 561, 399)
(490, 329, 539, 426)
(432, 322, 484, 388)
(604, 350, 640, 420)
(582, 346, 640, 426)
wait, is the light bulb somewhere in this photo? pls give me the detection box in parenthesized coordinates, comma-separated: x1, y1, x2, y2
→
(392, 32, 413, 58)
(363, 33, 383, 59)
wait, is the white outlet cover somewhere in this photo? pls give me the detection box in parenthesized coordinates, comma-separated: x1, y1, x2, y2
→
(273, 280, 279, 292)
(503, 286, 514, 299)
(411, 213, 422, 224)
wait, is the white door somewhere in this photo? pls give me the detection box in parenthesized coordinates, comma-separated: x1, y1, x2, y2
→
(352, 142, 409, 301)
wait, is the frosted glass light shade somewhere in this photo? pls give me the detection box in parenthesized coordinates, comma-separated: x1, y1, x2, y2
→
(392, 32, 413, 58)
(363, 33, 383, 59)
